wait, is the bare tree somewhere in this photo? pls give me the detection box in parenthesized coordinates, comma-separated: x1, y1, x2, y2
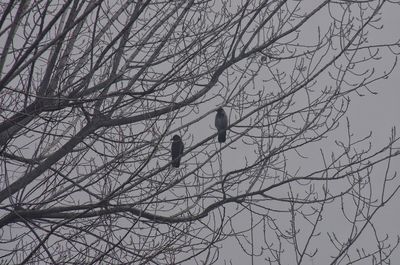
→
(1, 0, 400, 264)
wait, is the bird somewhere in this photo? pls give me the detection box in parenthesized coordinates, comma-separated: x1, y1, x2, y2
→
(171, 135, 184, 168)
(215, 107, 228, 143)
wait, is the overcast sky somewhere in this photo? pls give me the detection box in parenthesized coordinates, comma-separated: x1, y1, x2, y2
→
(218, 2, 400, 263)
(1, 1, 400, 264)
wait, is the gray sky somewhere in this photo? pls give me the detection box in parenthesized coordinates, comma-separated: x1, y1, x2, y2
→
(217, 2, 400, 263)
(1, 1, 400, 264)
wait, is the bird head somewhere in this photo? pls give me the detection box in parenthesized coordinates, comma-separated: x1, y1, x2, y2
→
(172, 135, 181, 141)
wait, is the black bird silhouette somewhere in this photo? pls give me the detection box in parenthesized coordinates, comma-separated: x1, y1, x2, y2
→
(215, 107, 228, 143)
(171, 135, 184, 168)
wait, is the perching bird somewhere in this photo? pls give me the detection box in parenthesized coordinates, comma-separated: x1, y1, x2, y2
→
(215, 107, 228, 143)
(171, 135, 184, 168)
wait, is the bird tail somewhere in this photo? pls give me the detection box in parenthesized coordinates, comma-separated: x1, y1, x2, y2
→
(172, 159, 180, 168)
(218, 130, 226, 143)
